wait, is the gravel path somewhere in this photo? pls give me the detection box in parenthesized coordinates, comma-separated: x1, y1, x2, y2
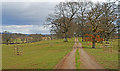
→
(55, 38, 77, 69)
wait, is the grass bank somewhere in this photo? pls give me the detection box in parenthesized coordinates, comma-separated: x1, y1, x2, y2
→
(78, 37, 118, 69)
(2, 38, 74, 69)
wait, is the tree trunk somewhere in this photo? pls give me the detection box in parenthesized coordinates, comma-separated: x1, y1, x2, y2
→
(106, 33, 110, 41)
(82, 35, 84, 42)
(50, 34, 52, 40)
(64, 32, 68, 42)
(6, 40, 8, 45)
(26, 38, 28, 43)
(92, 37, 96, 48)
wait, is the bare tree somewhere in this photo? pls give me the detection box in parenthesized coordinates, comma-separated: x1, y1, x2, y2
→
(47, 2, 80, 42)
(86, 1, 117, 48)
(99, 2, 117, 41)
(76, 1, 88, 41)
(20, 34, 26, 43)
(2, 31, 11, 45)
(29, 34, 42, 42)
(86, 2, 105, 48)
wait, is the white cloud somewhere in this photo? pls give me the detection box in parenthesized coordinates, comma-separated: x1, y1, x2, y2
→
(2, 0, 108, 2)
(2, 0, 65, 2)
(2, 25, 33, 34)
(0, 25, 2, 32)
(2, 2, 56, 34)
(2, 25, 50, 34)
(3, 25, 33, 28)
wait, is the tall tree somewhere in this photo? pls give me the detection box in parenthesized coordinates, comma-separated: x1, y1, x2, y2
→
(86, 2, 103, 48)
(76, 1, 88, 42)
(47, 2, 80, 42)
(86, 1, 117, 48)
(99, 2, 117, 41)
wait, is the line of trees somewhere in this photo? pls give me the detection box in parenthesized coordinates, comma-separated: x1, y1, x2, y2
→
(46, 0, 119, 48)
(2, 31, 42, 45)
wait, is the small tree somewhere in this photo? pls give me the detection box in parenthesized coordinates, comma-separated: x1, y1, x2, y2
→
(29, 34, 42, 42)
(2, 31, 11, 45)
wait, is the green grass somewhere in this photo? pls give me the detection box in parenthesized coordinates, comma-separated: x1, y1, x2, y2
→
(75, 48, 81, 69)
(78, 37, 118, 69)
(2, 38, 74, 69)
(0, 44, 2, 70)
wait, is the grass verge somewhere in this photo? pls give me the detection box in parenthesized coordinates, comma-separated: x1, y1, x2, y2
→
(78, 37, 118, 69)
(75, 48, 81, 69)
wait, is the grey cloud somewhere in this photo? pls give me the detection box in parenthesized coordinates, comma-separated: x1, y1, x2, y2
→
(2, 2, 58, 34)
(2, 25, 50, 34)
(2, 2, 58, 25)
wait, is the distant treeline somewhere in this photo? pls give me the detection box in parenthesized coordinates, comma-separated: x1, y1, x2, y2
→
(1, 31, 53, 45)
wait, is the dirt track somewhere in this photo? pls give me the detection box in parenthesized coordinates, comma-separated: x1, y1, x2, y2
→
(78, 41, 105, 69)
(55, 38, 78, 69)
(55, 38, 105, 70)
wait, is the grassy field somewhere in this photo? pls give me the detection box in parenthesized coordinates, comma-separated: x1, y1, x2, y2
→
(2, 38, 74, 69)
(75, 48, 81, 69)
(78, 38, 118, 69)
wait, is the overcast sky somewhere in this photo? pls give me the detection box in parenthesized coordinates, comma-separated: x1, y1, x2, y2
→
(1, 0, 116, 34)
(2, 2, 58, 34)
